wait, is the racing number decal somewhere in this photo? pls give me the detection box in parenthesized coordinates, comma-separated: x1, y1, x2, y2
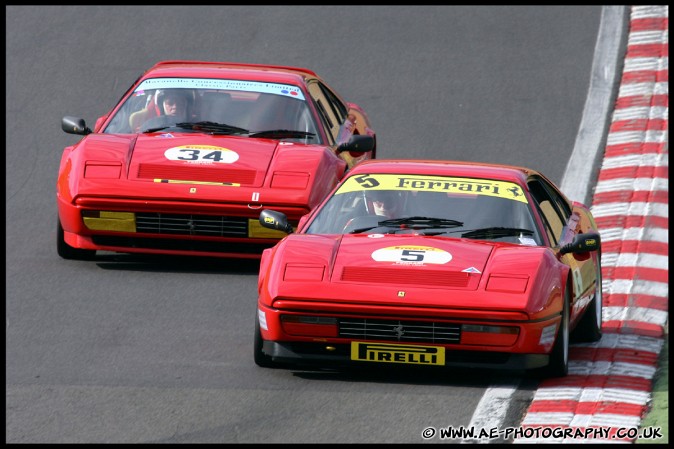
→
(354, 174, 379, 189)
(164, 145, 239, 164)
(177, 149, 222, 161)
(371, 246, 452, 265)
(401, 249, 425, 262)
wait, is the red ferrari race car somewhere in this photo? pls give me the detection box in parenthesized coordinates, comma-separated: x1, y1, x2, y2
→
(57, 60, 376, 260)
(255, 159, 602, 378)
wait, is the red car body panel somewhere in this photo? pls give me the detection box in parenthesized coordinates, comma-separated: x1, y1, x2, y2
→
(259, 234, 565, 352)
(255, 159, 602, 375)
(57, 60, 376, 259)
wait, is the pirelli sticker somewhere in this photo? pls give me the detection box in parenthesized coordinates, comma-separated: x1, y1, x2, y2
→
(336, 173, 528, 203)
(351, 342, 445, 366)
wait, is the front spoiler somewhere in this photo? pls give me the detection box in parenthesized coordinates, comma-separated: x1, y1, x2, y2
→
(262, 341, 549, 371)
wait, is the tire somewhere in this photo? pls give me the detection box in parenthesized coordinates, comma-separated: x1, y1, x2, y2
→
(571, 251, 603, 343)
(534, 283, 570, 379)
(57, 219, 96, 260)
(254, 314, 276, 368)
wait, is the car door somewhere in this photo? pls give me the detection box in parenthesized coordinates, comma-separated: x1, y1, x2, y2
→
(306, 80, 369, 168)
(527, 176, 596, 320)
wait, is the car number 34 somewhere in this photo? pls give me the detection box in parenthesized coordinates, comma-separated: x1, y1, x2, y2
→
(164, 146, 239, 164)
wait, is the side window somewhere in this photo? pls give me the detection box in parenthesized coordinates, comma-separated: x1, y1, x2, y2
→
(105, 91, 150, 134)
(541, 177, 572, 221)
(306, 81, 341, 145)
(318, 83, 348, 124)
(528, 178, 566, 246)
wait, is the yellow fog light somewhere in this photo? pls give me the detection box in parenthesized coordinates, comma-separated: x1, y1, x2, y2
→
(82, 211, 136, 232)
(248, 218, 293, 238)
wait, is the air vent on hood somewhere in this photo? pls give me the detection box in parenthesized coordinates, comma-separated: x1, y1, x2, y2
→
(137, 163, 256, 185)
(341, 266, 470, 287)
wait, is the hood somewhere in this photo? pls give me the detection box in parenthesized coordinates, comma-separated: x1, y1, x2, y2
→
(264, 233, 551, 311)
(266, 234, 507, 309)
(66, 133, 347, 210)
(332, 234, 492, 289)
(127, 133, 277, 187)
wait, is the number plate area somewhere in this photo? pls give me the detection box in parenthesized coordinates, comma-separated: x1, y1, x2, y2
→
(351, 342, 445, 366)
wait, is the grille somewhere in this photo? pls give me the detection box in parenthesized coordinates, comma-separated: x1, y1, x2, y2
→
(135, 213, 248, 237)
(339, 318, 461, 344)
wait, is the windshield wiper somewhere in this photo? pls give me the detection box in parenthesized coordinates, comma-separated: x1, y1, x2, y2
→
(459, 227, 534, 239)
(248, 129, 316, 139)
(142, 125, 173, 133)
(175, 121, 249, 135)
(377, 216, 464, 228)
(347, 216, 464, 234)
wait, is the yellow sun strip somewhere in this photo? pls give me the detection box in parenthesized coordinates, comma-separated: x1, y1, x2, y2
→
(336, 174, 528, 203)
(153, 179, 240, 186)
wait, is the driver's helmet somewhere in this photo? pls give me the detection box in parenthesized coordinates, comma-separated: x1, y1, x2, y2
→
(366, 190, 404, 217)
(368, 190, 400, 205)
(155, 89, 193, 115)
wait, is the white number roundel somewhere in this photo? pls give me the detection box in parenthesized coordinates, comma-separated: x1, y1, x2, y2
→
(371, 246, 452, 264)
(164, 145, 239, 163)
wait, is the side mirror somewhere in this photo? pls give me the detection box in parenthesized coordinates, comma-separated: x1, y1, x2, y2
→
(62, 116, 92, 135)
(337, 134, 374, 154)
(259, 209, 294, 234)
(559, 232, 600, 255)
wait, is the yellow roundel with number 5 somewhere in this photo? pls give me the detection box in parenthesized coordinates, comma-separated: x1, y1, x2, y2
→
(164, 145, 239, 163)
(371, 246, 452, 264)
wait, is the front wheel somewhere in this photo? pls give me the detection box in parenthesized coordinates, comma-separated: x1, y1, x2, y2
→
(57, 219, 96, 260)
(572, 251, 603, 343)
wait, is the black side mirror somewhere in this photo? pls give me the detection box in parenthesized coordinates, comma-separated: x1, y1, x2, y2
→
(62, 116, 92, 135)
(337, 134, 374, 154)
(560, 232, 600, 254)
(259, 209, 293, 234)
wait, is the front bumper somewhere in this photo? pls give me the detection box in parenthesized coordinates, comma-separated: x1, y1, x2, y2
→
(57, 195, 305, 258)
(257, 301, 560, 372)
(261, 340, 549, 371)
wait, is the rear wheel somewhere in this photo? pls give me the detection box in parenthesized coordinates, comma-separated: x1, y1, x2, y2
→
(572, 251, 603, 343)
(57, 219, 96, 260)
(254, 314, 276, 368)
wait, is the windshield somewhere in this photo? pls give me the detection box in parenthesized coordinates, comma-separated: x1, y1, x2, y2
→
(103, 77, 321, 144)
(306, 173, 543, 245)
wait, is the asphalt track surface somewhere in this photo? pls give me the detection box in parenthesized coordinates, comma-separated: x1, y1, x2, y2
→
(5, 5, 668, 444)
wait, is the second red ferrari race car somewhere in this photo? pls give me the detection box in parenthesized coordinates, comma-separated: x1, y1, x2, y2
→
(255, 159, 603, 378)
(57, 60, 375, 260)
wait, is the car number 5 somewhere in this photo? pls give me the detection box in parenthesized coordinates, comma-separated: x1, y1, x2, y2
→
(401, 249, 425, 262)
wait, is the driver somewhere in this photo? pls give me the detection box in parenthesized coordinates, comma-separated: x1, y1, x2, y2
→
(158, 90, 188, 120)
(130, 89, 191, 132)
(368, 190, 403, 219)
